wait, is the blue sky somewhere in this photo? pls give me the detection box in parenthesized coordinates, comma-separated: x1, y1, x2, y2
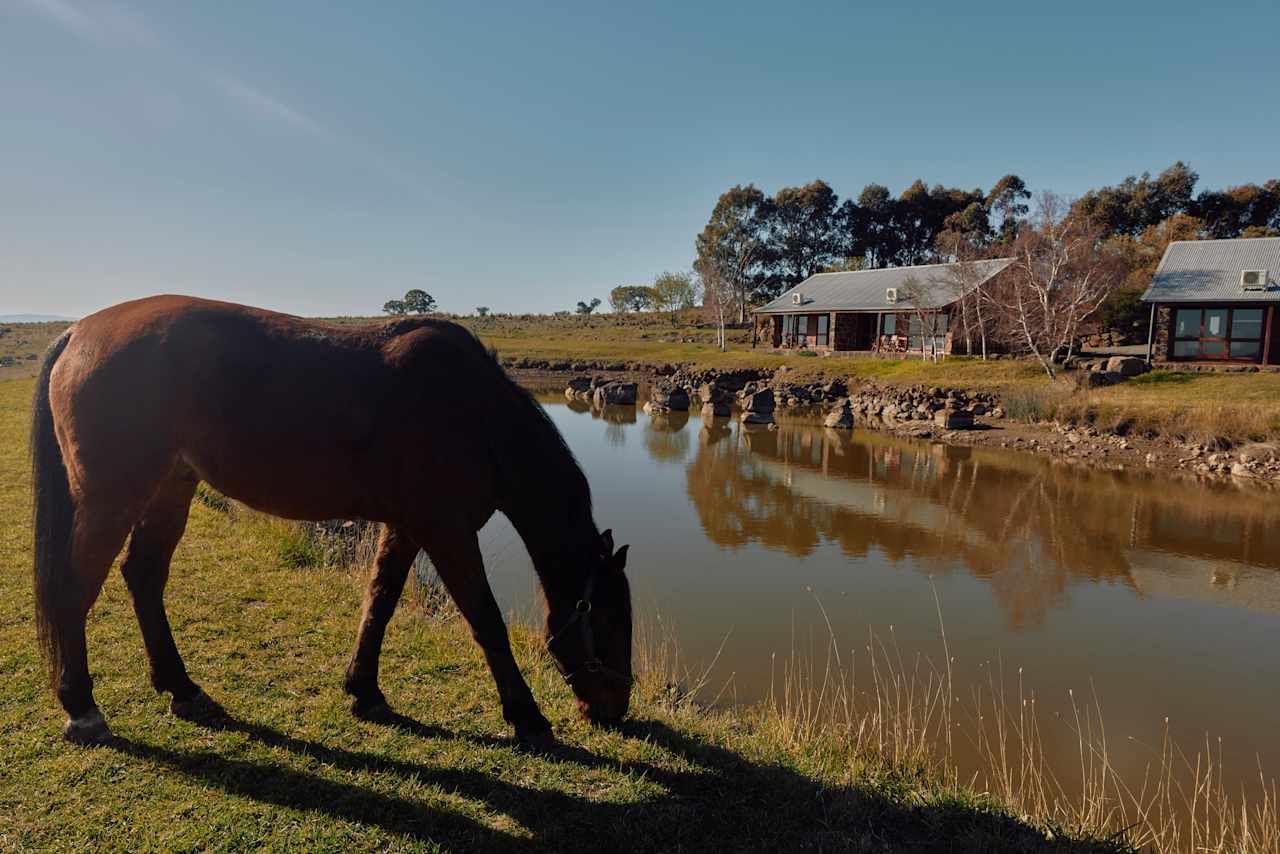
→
(2, 0, 1277, 317)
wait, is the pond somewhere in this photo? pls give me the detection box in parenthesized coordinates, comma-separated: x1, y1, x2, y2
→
(474, 397, 1280, 800)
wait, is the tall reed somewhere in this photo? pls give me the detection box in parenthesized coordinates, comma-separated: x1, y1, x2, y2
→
(729, 589, 1279, 852)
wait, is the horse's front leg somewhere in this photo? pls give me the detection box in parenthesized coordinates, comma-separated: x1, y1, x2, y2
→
(414, 523, 553, 748)
(344, 524, 419, 718)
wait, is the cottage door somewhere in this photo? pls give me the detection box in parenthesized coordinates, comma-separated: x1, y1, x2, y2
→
(1201, 308, 1228, 360)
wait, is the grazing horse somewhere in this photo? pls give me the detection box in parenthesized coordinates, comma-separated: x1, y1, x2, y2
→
(31, 295, 632, 747)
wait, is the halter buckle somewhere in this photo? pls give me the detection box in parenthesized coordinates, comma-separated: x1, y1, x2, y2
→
(583, 658, 602, 673)
(575, 599, 592, 614)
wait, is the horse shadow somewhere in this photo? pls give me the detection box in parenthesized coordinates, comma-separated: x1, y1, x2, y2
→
(106, 707, 1126, 853)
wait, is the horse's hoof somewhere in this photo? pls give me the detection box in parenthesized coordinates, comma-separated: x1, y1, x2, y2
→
(63, 710, 113, 746)
(516, 728, 558, 754)
(350, 697, 394, 722)
(170, 689, 223, 722)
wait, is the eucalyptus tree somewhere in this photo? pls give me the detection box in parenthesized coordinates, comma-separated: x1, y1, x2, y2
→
(758, 180, 842, 294)
(694, 184, 769, 322)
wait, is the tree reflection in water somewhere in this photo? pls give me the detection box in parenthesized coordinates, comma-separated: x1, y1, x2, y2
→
(681, 420, 1280, 630)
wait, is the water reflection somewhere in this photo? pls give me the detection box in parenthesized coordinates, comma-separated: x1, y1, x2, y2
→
(643, 410, 691, 464)
(683, 419, 1280, 629)
(570, 402, 637, 446)
(517, 400, 1280, 801)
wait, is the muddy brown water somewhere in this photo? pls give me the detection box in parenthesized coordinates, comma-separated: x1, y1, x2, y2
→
(473, 396, 1280, 801)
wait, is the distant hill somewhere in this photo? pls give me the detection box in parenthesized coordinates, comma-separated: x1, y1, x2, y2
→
(0, 314, 76, 323)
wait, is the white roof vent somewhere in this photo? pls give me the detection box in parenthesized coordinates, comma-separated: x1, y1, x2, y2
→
(1241, 269, 1269, 291)
(885, 287, 899, 303)
(791, 292, 804, 305)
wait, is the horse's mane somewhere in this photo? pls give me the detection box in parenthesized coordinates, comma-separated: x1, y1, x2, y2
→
(473, 336, 595, 532)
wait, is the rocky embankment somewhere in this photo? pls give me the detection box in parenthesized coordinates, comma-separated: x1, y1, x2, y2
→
(543, 358, 1279, 485)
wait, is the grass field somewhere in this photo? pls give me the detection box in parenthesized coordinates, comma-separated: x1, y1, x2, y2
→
(0, 376, 1132, 852)
(0, 322, 63, 382)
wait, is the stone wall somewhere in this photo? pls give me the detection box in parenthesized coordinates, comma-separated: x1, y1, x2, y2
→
(1151, 306, 1172, 362)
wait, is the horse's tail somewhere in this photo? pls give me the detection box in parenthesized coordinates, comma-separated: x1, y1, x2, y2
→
(31, 329, 74, 688)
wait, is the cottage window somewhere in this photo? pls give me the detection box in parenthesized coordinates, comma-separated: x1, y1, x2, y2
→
(796, 315, 808, 342)
(1172, 307, 1265, 362)
(905, 313, 948, 352)
(816, 315, 829, 347)
(882, 315, 896, 335)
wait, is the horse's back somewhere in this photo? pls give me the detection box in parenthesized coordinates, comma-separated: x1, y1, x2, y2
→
(50, 295, 498, 521)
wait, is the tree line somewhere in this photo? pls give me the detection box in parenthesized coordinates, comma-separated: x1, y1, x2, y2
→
(607, 273, 698, 321)
(692, 163, 1280, 324)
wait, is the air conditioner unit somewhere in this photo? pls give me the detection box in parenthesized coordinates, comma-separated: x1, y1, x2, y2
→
(1241, 269, 1269, 291)
(885, 287, 898, 303)
(791, 292, 804, 305)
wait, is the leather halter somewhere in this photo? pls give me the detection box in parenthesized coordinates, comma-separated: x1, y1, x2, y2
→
(546, 572, 632, 686)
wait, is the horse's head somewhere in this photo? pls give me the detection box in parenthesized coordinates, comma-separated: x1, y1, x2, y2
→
(545, 529, 632, 725)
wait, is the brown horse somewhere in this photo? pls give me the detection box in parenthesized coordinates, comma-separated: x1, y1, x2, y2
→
(31, 295, 632, 748)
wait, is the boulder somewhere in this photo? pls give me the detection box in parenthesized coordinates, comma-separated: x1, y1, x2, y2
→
(823, 399, 855, 429)
(698, 382, 733, 406)
(934, 407, 975, 430)
(742, 389, 775, 414)
(1106, 356, 1149, 377)
(821, 379, 848, 399)
(565, 376, 594, 399)
(701, 401, 731, 418)
(593, 382, 637, 407)
(1071, 370, 1117, 388)
(650, 382, 690, 412)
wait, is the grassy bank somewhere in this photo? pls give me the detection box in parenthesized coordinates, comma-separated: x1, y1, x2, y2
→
(0, 375, 1130, 853)
(8, 312, 1280, 443)
(461, 313, 1280, 444)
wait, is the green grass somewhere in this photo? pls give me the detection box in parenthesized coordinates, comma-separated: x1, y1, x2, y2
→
(0, 376, 1129, 853)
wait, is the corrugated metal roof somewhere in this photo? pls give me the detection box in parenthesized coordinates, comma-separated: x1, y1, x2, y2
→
(753, 258, 1013, 314)
(1142, 237, 1280, 303)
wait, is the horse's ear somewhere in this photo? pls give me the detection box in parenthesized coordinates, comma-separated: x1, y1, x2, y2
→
(611, 544, 629, 572)
(599, 529, 614, 557)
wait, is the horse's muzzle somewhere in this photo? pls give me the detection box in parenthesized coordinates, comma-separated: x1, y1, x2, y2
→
(578, 694, 629, 726)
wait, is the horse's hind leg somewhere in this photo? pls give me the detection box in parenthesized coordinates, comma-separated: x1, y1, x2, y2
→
(57, 502, 138, 745)
(343, 525, 418, 718)
(119, 468, 206, 717)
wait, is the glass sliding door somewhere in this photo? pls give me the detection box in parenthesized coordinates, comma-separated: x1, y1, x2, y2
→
(1171, 307, 1265, 362)
(1229, 308, 1263, 360)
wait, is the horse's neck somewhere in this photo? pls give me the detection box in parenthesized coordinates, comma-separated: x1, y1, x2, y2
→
(498, 436, 596, 592)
